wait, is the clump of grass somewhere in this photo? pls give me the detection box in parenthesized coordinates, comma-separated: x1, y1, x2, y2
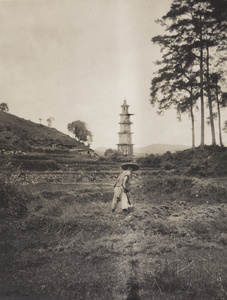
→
(188, 219, 212, 236)
(144, 220, 178, 236)
(0, 156, 28, 217)
(190, 178, 227, 202)
(0, 178, 27, 217)
(142, 248, 227, 300)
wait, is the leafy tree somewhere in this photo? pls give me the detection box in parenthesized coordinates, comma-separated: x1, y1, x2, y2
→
(104, 148, 116, 157)
(151, 34, 199, 148)
(67, 120, 93, 145)
(47, 117, 54, 127)
(209, 0, 227, 24)
(159, 0, 208, 147)
(0, 103, 9, 112)
(103, 148, 126, 161)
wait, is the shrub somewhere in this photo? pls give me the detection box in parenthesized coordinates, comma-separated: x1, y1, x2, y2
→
(188, 219, 213, 241)
(161, 162, 175, 170)
(0, 155, 28, 217)
(98, 156, 106, 161)
(13, 138, 31, 152)
(104, 148, 116, 157)
(190, 179, 227, 202)
(0, 178, 27, 217)
(136, 154, 161, 167)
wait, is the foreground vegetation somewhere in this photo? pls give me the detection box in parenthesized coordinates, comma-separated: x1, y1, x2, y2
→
(1, 148, 227, 299)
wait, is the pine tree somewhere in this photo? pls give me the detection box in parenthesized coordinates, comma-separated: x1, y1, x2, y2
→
(151, 34, 199, 147)
(150, 0, 227, 147)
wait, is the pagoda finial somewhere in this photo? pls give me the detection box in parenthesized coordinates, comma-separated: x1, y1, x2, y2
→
(123, 98, 127, 105)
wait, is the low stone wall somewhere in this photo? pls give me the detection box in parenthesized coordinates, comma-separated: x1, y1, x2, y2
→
(13, 170, 121, 185)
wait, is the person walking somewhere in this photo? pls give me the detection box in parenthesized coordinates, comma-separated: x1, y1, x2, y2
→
(112, 162, 139, 213)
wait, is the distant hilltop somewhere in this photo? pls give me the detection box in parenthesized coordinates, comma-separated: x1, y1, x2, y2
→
(0, 111, 88, 152)
(95, 144, 191, 156)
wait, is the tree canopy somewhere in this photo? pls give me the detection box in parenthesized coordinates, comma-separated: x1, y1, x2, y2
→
(47, 117, 55, 127)
(150, 0, 227, 148)
(67, 120, 93, 145)
(0, 103, 9, 112)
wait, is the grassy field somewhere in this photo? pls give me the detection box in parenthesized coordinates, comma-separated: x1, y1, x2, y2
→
(1, 166, 227, 300)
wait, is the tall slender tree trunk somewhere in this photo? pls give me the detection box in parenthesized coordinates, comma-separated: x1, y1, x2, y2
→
(215, 83, 223, 147)
(206, 44, 216, 145)
(190, 96, 195, 148)
(199, 25, 205, 148)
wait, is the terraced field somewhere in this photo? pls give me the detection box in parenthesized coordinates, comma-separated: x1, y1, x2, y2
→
(1, 158, 227, 300)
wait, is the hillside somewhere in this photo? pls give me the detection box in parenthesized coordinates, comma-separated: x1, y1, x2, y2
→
(0, 112, 86, 152)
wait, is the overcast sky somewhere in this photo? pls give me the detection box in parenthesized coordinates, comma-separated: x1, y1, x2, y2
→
(1, 0, 227, 149)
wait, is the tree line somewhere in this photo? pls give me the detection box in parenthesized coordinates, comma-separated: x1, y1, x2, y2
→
(150, 0, 227, 148)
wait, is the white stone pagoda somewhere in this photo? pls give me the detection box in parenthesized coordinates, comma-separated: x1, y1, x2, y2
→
(117, 99, 134, 156)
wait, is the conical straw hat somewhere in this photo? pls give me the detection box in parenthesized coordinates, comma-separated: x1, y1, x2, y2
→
(121, 162, 140, 171)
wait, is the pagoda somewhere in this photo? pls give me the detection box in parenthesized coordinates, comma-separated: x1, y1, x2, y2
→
(117, 99, 134, 156)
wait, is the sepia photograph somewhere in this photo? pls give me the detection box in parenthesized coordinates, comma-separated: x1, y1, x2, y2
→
(0, 0, 227, 299)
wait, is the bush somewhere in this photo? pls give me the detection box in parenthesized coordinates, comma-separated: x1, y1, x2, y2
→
(161, 162, 175, 170)
(13, 138, 31, 152)
(105, 150, 130, 162)
(0, 155, 28, 217)
(0, 178, 27, 217)
(136, 154, 161, 167)
(190, 179, 227, 202)
(104, 148, 116, 157)
(98, 156, 106, 161)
